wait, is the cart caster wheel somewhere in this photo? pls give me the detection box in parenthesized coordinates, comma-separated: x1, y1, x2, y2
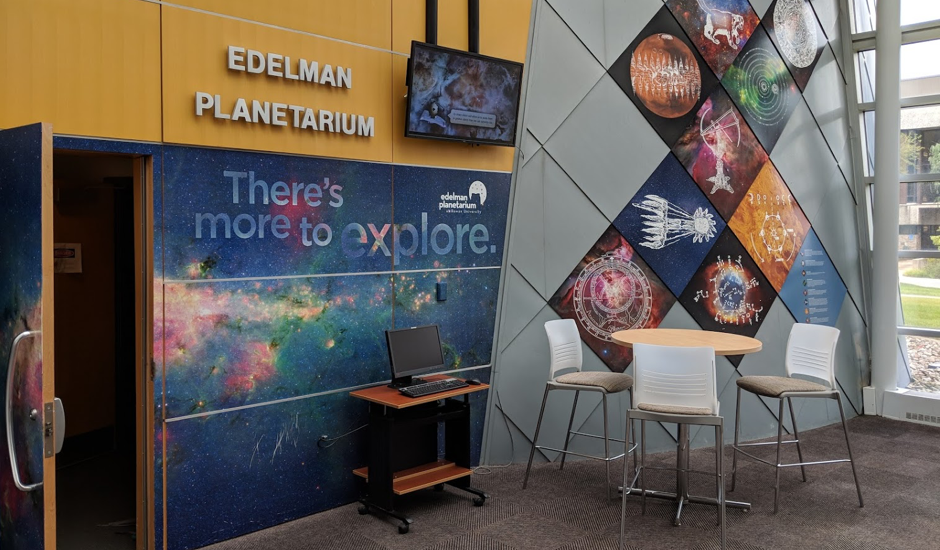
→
(398, 524, 409, 534)
(357, 505, 370, 515)
(433, 484, 444, 492)
(473, 497, 486, 507)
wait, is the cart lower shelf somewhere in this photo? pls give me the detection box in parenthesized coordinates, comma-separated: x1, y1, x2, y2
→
(353, 459, 472, 495)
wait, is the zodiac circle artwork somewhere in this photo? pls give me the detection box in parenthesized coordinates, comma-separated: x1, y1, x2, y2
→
(573, 253, 654, 341)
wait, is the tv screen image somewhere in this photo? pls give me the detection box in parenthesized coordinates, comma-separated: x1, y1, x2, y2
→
(405, 41, 523, 147)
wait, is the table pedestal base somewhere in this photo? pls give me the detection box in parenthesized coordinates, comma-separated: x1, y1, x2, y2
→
(621, 425, 750, 525)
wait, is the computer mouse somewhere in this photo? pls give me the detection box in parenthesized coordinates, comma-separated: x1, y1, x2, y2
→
(466, 378, 482, 385)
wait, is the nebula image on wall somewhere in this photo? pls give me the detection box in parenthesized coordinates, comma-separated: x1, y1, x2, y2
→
(728, 160, 810, 291)
(549, 226, 674, 372)
(614, 154, 725, 297)
(721, 26, 800, 153)
(159, 276, 394, 417)
(763, 0, 827, 91)
(673, 87, 768, 221)
(406, 42, 523, 146)
(680, 228, 776, 351)
(0, 124, 46, 550)
(665, 0, 761, 78)
(609, 6, 719, 147)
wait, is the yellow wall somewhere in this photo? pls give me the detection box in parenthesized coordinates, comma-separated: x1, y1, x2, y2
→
(0, 0, 532, 171)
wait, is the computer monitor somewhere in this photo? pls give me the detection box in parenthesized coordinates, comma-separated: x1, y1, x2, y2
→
(385, 325, 445, 388)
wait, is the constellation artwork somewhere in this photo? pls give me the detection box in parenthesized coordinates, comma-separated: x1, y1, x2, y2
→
(764, 0, 827, 91)
(699, 106, 740, 194)
(609, 6, 719, 147)
(632, 194, 718, 248)
(630, 33, 702, 119)
(665, 0, 760, 78)
(548, 226, 675, 373)
(721, 26, 800, 153)
(700, 0, 745, 49)
(693, 254, 764, 326)
(672, 87, 768, 221)
(679, 228, 776, 345)
(728, 161, 810, 291)
(614, 154, 726, 297)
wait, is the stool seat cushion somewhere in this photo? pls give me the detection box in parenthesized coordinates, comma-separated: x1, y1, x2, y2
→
(737, 375, 828, 397)
(555, 371, 633, 393)
(637, 402, 712, 416)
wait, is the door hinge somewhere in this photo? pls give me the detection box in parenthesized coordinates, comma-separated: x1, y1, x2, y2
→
(150, 358, 156, 381)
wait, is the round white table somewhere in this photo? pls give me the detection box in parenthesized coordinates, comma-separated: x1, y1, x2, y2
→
(611, 328, 763, 525)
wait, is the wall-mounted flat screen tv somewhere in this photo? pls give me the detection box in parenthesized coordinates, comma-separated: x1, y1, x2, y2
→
(405, 41, 524, 147)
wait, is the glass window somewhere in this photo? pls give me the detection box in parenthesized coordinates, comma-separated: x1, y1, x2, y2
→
(857, 49, 876, 103)
(898, 183, 940, 252)
(902, 0, 940, 26)
(853, 0, 876, 33)
(860, 111, 875, 176)
(857, 0, 940, 32)
(900, 39, 940, 98)
(899, 260, 940, 330)
(900, 104, 940, 175)
(900, 335, 940, 393)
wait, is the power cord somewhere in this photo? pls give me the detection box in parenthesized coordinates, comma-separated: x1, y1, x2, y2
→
(317, 424, 368, 448)
(472, 383, 515, 475)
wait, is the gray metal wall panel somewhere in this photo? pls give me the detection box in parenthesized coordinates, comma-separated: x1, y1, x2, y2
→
(542, 153, 612, 295)
(511, 151, 549, 298)
(544, 75, 667, 222)
(499, 266, 550, 353)
(602, 0, 662, 70)
(524, 5, 605, 143)
(546, 0, 607, 66)
(804, 46, 851, 171)
(771, 99, 840, 222)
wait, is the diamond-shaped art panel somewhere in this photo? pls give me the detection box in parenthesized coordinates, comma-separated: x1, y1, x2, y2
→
(728, 160, 811, 291)
(673, 86, 768, 221)
(778, 229, 847, 327)
(679, 228, 776, 360)
(608, 6, 720, 148)
(548, 225, 675, 372)
(763, 0, 827, 91)
(721, 25, 800, 153)
(665, 0, 761, 79)
(614, 154, 726, 297)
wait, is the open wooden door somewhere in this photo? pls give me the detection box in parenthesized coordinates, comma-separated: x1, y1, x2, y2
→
(0, 122, 56, 549)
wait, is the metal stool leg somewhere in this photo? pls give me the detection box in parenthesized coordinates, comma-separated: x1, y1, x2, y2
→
(603, 392, 611, 500)
(717, 423, 726, 550)
(787, 396, 807, 482)
(731, 386, 742, 492)
(559, 390, 580, 471)
(773, 398, 786, 514)
(523, 386, 550, 489)
(620, 409, 632, 550)
(641, 419, 647, 515)
(836, 394, 864, 508)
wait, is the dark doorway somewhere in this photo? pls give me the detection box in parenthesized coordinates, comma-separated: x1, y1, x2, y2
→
(52, 152, 139, 550)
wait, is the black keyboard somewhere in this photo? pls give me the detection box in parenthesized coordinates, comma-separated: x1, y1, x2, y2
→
(399, 378, 468, 398)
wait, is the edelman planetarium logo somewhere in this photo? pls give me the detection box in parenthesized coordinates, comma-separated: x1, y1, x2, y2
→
(438, 180, 486, 214)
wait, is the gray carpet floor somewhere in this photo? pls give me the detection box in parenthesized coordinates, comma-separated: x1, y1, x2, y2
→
(201, 416, 940, 550)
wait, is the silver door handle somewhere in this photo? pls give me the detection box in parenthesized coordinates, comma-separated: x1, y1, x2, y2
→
(6, 330, 42, 492)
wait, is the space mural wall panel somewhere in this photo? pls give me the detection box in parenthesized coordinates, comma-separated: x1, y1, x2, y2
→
(488, 0, 868, 460)
(157, 146, 510, 550)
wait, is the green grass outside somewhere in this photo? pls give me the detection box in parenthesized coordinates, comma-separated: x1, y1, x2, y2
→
(900, 282, 940, 298)
(901, 294, 940, 328)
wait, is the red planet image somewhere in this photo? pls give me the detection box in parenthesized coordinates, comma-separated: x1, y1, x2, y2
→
(630, 33, 702, 118)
